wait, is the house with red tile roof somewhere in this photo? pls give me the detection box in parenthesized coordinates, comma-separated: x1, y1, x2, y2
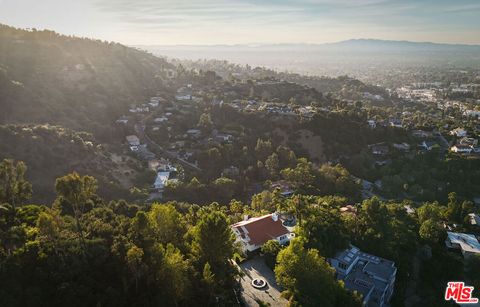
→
(231, 213, 294, 253)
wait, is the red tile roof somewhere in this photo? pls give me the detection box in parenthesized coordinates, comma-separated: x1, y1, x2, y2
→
(232, 214, 290, 246)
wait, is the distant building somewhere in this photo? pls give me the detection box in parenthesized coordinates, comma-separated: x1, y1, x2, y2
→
(329, 245, 396, 307)
(340, 205, 357, 216)
(389, 119, 403, 128)
(369, 143, 389, 155)
(186, 129, 202, 139)
(153, 172, 170, 191)
(271, 180, 294, 197)
(450, 144, 473, 154)
(393, 143, 410, 152)
(154, 116, 168, 123)
(450, 128, 467, 138)
(115, 116, 129, 124)
(412, 130, 433, 138)
(231, 213, 294, 254)
(468, 213, 480, 227)
(215, 133, 234, 143)
(367, 120, 377, 129)
(126, 135, 140, 146)
(459, 137, 478, 147)
(175, 94, 192, 101)
(445, 232, 480, 258)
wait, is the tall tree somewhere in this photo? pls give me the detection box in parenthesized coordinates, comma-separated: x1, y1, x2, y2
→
(0, 159, 32, 212)
(190, 210, 234, 283)
(275, 238, 360, 306)
(55, 172, 97, 250)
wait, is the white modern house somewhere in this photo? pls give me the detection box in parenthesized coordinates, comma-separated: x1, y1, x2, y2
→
(231, 213, 294, 254)
(450, 128, 467, 138)
(445, 232, 480, 258)
(329, 245, 397, 307)
(450, 144, 473, 154)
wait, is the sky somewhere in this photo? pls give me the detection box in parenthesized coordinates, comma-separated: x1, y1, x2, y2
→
(0, 0, 480, 45)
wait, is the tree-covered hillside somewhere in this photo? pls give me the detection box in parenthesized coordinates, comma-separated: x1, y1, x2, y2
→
(0, 124, 142, 203)
(0, 24, 173, 138)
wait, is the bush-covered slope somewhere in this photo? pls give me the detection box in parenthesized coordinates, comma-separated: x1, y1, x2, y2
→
(0, 124, 142, 203)
(0, 24, 173, 138)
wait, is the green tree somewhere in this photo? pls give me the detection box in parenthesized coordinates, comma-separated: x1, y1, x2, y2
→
(198, 112, 213, 133)
(275, 238, 360, 306)
(261, 239, 282, 270)
(126, 245, 145, 293)
(265, 153, 280, 179)
(446, 192, 462, 223)
(255, 139, 273, 161)
(417, 202, 443, 224)
(419, 219, 444, 244)
(299, 206, 349, 257)
(191, 210, 235, 282)
(148, 203, 186, 246)
(0, 159, 32, 212)
(55, 172, 97, 250)
(212, 177, 237, 203)
(280, 158, 315, 192)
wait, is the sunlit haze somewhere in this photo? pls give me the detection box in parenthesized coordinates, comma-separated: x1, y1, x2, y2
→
(1, 0, 480, 45)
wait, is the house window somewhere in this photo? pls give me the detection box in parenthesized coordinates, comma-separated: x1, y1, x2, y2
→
(339, 262, 347, 270)
(279, 235, 287, 241)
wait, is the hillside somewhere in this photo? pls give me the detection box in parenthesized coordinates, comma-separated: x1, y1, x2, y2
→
(0, 124, 143, 203)
(0, 24, 174, 139)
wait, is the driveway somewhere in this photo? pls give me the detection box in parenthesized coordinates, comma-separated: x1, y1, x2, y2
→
(237, 256, 288, 307)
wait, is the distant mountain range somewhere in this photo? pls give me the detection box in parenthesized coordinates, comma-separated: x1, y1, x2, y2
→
(137, 38, 480, 53)
(321, 39, 480, 53)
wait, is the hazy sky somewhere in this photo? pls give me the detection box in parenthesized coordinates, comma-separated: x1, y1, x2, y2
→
(1, 0, 480, 45)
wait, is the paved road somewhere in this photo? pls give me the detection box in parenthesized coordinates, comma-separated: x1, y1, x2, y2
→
(436, 132, 450, 148)
(237, 256, 288, 307)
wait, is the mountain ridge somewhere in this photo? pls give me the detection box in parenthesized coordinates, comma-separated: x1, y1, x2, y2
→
(134, 38, 480, 49)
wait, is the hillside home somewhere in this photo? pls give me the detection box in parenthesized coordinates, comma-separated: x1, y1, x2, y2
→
(115, 116, 129, 124)
(186, 129, 202, 139)
(450, 144, 473, 154)
(450, 128, 467, 138)
(215, 133, 234, 143)
(445, 232, 480, 258)
(412, 130, 433, 138)
(389, 119, 403, 128)
(369, 143, 389, 155)
(231, 213, 294, 254)
(126, 135, 140, 146)
(469, 213, 480, 227)
(340, 205, 358, 216)
(271, 180, 294, 197)
(459, 137, 478, 147)
(154, 116, 168, 123)
(329, 245, 396, 307)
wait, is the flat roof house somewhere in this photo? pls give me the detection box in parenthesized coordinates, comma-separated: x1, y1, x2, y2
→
(329, 245, 396, 307)
(231, 213, 294, 254)
(445, 232, 480, 258)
